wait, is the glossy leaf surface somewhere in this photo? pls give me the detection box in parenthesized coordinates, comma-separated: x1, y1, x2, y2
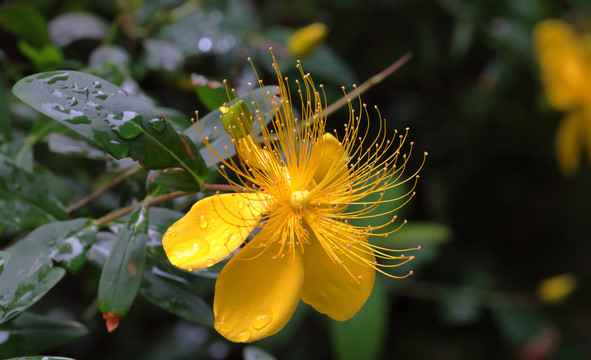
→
(0, 312, 87, 357)
(98, 205, 149, 316)
(12, 71, 208, 188)
(0, 219, 96, 324)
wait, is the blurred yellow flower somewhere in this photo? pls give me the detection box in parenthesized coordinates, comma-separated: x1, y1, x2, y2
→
(537, 273, 577, 305)
(287, 22, 328, 57)
(534, 19, 591, 174)
(162, 53, 424, 342)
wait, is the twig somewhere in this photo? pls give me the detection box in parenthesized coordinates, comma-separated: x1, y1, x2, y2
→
(325, 52, 413, 117)
(66, 166, 143, 214)
(93, 190, 188, 227)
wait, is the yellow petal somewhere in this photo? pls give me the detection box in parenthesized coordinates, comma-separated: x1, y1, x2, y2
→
(213, 235, 304, 342)
(312, 133, 347, 185)
(163, 193, 268, 271)
(287, 22, 328, 58)
(300, 226, 375, 321)
(534, 20, 590, 110)
(555, 110, 584, 175)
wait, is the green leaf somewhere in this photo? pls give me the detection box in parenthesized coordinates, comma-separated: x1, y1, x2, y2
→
(0, 312, 87, 357)
(0, 219, 96, 324)
(17, 41, 64, 71)
(147, 169, 202, 192)
(329, 278, 388, 360)
(99, 205, 149, 316)
(12, 71, 208, 188)
(187, 85, 276, 167)
(140, 252, 214, 326)
(0, 154, 69, 234)
(192, 74, 231, 111)
(390, 222, 452, 246)
(0, 71, 10, 142)
(0, 4, 49, 48)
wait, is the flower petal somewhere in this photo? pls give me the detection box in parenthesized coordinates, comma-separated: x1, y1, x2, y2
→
(213, 236, 304, 342)
(555, 110, 585, 175)
(312, 133, 347, 185)
(300, 226, 375, 321)
(534, 20, 590, 110)
(163, 192, 268, 271)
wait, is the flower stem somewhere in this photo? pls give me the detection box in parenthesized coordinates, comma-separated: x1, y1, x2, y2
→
(325, 52, 413, 117)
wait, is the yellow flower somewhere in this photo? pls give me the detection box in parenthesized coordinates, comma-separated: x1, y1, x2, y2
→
(162, 53, 424, 342)
(537, 273, 577, 305)
(534, 19, 591, 174)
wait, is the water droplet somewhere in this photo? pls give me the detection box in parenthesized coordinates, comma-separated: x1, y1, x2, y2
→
(235, 329, 252, 342)
(185, 265, 193, 271)
(205, 258, 215, 267)
(71, 83, 89, 97)
(104, 139, 130, 158)
(239, 202, 245, 209)
(252, 311, 272, 330)
(149, 117, 166, 133)
(199, 215, 208, 229)
(167, 230, 177, 238)
(93, 90, 108, 100)
(86, 101, 103, 110)
(106, 111, 143, 139)
(38, 72, 70, 84)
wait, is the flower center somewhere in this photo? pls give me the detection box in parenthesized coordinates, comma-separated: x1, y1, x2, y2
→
(290, 190, 310, 209)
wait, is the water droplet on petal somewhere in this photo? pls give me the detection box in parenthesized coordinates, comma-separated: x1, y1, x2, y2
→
(238, 202, 245, 209)
(252, 311, 273, 330)
(199, 215, 208, 229)
(185, 264, 193, 271)
(206, 258, 215, 267)
(167, 230, 177, 238)
(235, 329, 252, 342)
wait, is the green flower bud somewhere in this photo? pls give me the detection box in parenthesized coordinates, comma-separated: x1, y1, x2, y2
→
(220, 100, 254, 139)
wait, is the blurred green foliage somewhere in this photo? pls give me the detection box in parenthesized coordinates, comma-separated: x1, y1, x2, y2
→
(0, 0, 590, 359)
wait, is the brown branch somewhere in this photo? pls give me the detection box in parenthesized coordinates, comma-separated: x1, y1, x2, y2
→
(66, 166, 143, 214)
(93, 190, 188, 227)
(325, 52, 413, 117)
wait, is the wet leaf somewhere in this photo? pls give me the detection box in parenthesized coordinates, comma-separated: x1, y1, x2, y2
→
(0, 219, 96, 324)
(0, 154, 68, 234)
(46, 132, 109, 160)
(12, 71, 208, 188)
(0, 312, 87, 357)
(148, 169, 202, 192)
(98, 205, 149, 318)
(140, 252, 214, 326)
